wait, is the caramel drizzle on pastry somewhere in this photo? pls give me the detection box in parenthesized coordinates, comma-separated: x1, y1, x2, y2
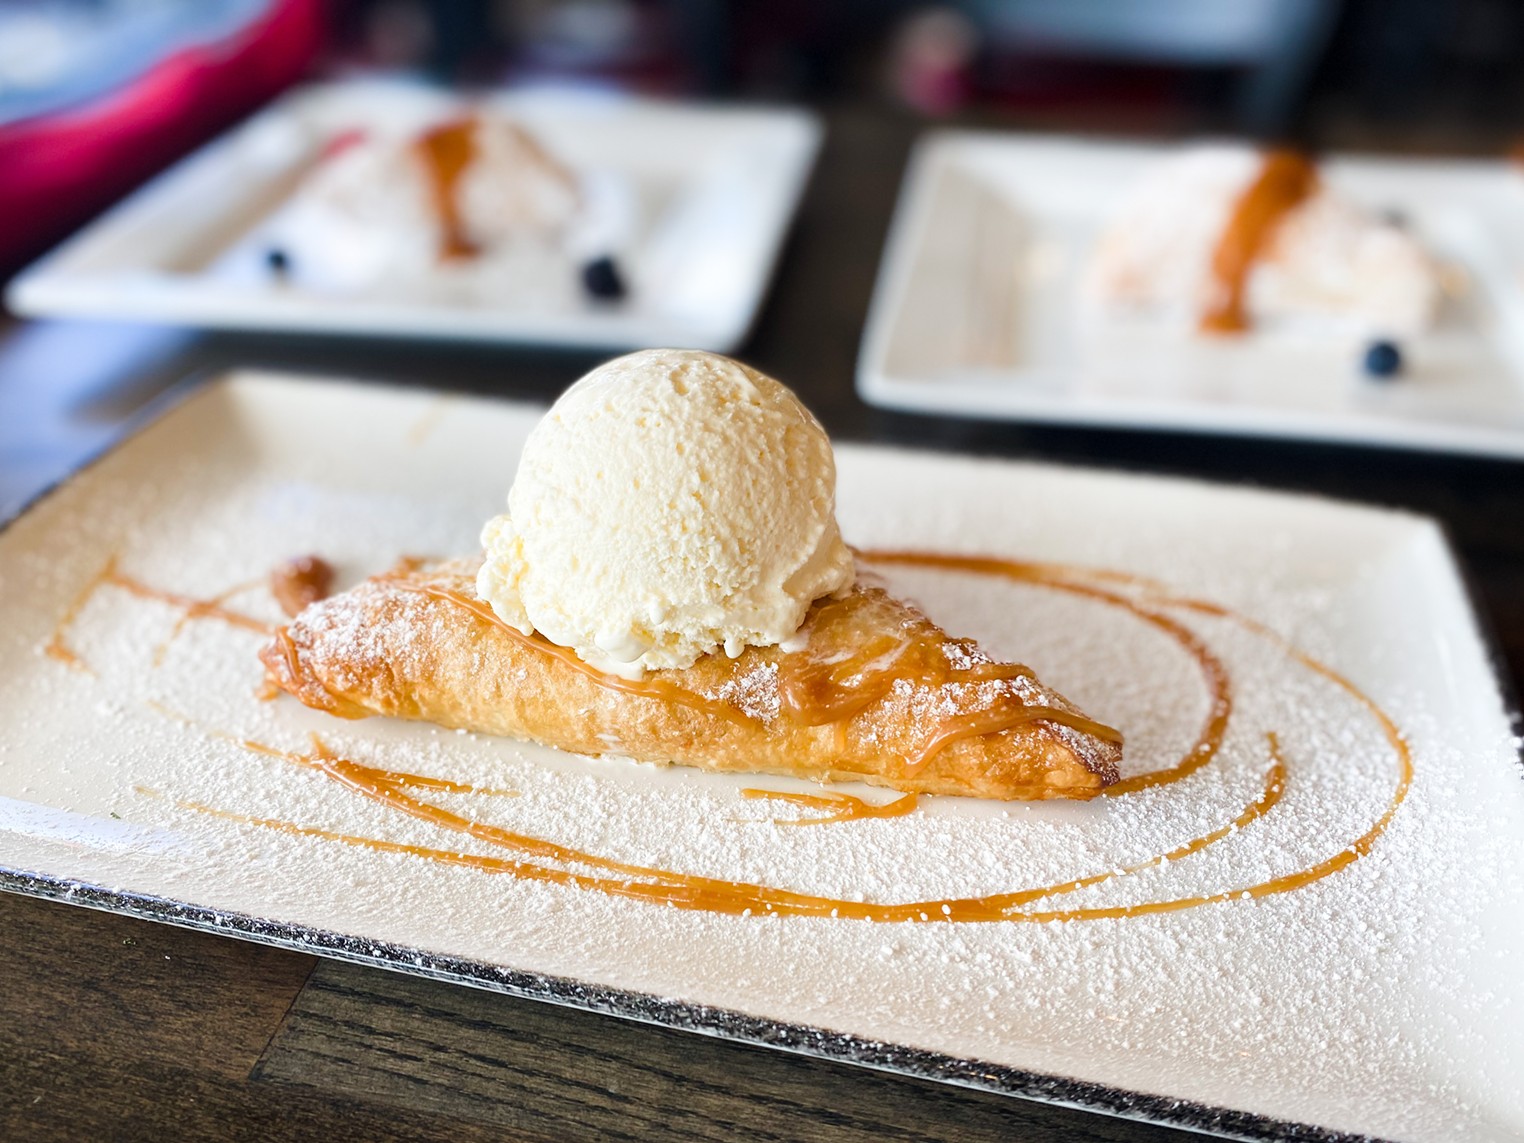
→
(771, 588, 1123, 776)
(863, 551, 1225, 793)
(377, 575, 1123, 771)
(392, 580, 757, 729)
(1200, 149, 1318, 334)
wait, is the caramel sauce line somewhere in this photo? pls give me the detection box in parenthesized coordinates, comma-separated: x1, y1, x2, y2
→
(1199, 149, 1318, 334)
(42, 556, 118, 673)
(740, 788, 920, 826)
(106, 570, 274, 636)
(238, 736, 518, 798)
(775, 638, 916, 725)
(302, 738, 865, 911)
(989, 736, 1287, 913)
(146, 705, 520, 799)
(416, 118, 480, 260)
(46, 557, 270, 673)
(174, 801, 628, 895)
(155, 578, 264, 667)
(907, 702, 1122, 777)
(1014, 735, 1407, 923)
(201, 731, 1287, 922)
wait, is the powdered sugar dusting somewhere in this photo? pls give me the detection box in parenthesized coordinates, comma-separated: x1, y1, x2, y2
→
(0, 374, 1521, 1141)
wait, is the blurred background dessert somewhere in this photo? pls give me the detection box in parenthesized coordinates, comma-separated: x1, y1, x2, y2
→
(1082, 144, 1441, 340)
(7, 0, 1524, 283)
(245, 109, 632, 303)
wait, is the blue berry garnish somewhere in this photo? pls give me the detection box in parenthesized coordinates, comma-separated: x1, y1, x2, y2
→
(265, 247, 290, 276)
(581, 255, 627, 301)
(1362, 339, 1403, 379)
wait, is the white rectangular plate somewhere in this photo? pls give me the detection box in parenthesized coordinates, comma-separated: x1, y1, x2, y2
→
(858, 131, 1524, 458)
(1, 372, 1521, 1142)
(6, 82, 820, 352)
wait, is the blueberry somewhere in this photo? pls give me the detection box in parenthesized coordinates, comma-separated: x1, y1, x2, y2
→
(265, 247, 291, 276)
(581, 255, 626, 301)
(1362, 340, 1403, 379)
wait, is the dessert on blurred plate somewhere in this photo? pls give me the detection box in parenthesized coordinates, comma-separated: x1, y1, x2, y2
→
(260, 349, 1123, 801)
(255, 111, 632, 304)
(1083, 145, 1441, 350)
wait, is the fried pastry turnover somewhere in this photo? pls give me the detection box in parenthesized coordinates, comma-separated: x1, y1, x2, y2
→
(260, 558, 1122, 801)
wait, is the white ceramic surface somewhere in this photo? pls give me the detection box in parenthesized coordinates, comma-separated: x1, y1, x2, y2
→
(858, 132, 1524, 458)
(6, 82, 820, 352)
(0, 373, 1521, 1142)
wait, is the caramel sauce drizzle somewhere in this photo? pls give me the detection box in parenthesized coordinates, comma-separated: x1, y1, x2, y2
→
(68, 548, 1409, 923)
(189, 550, 1403, 923)
(383, 576, 1122, 774)
(740, 788, 920, 826)
(861, 551, 1224, 792)
(103, 561, 273, 636)
(241, 737, 518, 798)
(416, 118, 481, 260)
(769, 587, 1122, 777)
(43, 558, 116, 673)
(190, 728, 1295, 922)
(154, 577, 264, 668)
(46, 556, 273, 673)
(775, 634, 921, 725)
(1199, 149, 1319, 334)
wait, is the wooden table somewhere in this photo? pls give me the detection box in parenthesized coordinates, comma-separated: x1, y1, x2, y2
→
(1, 105, 1520, 1143)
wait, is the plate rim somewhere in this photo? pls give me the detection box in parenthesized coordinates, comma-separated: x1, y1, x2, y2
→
(4, 369, 1522, 1143)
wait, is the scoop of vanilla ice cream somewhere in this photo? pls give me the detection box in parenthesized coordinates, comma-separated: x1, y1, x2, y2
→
(477, 349, 856, 678)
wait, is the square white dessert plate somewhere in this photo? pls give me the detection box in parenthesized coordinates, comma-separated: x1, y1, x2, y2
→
(2, 372, 1521, 1143)
(859, 131, 1524, 458)
(5, 81, 820, 352)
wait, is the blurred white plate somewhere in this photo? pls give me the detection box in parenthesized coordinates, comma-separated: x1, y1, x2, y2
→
(6, 81, 820, 352)
(2, 372, 1522, 1142)
(858, 132, 1524, 458)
